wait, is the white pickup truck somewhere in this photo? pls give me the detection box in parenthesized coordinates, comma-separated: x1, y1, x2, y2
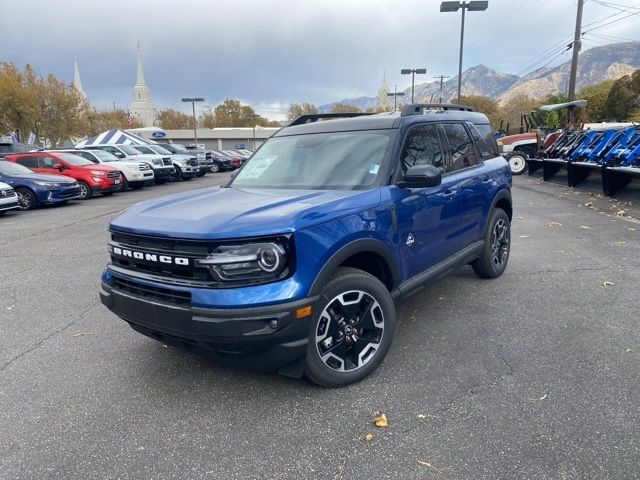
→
(0, 181, 19, 216)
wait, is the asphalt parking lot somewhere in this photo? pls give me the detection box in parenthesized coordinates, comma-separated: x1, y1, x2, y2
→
(1, 173, 639, 480)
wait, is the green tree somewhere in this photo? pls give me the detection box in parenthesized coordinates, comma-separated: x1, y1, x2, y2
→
(85, 108, 143, 135)
(330, 103, 362, 114)
(213, 98, 272, 127)
(199, 106, 216, 128)
(287, 102, 319, 120)
(498, 94, 541, 133)
(603, 70, 640, 121)
(578, 80, 615, 122)
(157, 108, 194, 129)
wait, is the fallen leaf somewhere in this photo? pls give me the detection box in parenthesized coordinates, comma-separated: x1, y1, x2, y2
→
(580, 225, 589, 229)
(418, 414, 427, 420)
(615, 241, 626, 246)
(626, 348, 632, 353)
(374, 413, 388, 427)
(519, 235, 530, 238)
(162, 344, 169, 348)
(5, 305, 15, 311)
(516, 216, 524, 220)
(629, 228, 636, 231)
(615, 210, 626, 216)
(364, 433, 374, 443)
(547, 222, 562, 227)
(603, 281, 615, 287)
(417, 460, 439, 471)
(539, 393, 548, 401)
(73, 332, 93, 337)
(585, 202, 594, 207)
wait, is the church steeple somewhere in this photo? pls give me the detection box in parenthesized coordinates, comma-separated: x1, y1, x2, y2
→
(129, 41, 157, 127)
(73, 57, 87, 99)
(136, 41, 146, 86)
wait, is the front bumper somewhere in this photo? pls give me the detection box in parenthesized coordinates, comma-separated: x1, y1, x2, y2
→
(38, 185, 82, 204)
(93, 181, 121, 194)
(125, 171, 155, 182)
(99, 274, 318, 373)
(0, 199, 19, 212)
(154, 167, 175, 180)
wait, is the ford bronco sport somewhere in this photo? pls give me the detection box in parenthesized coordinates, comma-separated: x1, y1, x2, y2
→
(100, 104, 512, 387)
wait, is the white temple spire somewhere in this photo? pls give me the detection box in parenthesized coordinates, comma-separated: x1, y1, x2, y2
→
(73, 57, 87, 99)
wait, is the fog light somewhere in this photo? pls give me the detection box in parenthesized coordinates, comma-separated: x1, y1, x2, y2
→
(269, 319, 278, 329)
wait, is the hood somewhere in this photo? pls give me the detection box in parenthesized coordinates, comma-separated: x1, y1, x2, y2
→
(0, 181, 11, 189)
(110, 186, 381, 239)
(81, 163, 118, 172)
(166, 154, 194, 161)
(5, 173, 77, 184)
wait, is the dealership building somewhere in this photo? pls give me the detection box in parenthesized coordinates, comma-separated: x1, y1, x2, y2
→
(128, 127, 279, 150)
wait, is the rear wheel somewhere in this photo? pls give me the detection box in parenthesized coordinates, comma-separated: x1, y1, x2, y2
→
(305, 267, 396, 387)
(508, 153, 527, 175)
(173, 167, 183, 181)
(472, 208, 511, 279)
(130, 181, 144, 190)
(78, 181, 92, 200)
(16, 188, 37, 210)
(210, 162, 220, 173)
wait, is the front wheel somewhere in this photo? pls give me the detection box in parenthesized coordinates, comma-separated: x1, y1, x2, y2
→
(508, 153, 527, 175)
(305, 267, 396, 387)
(16, 188, 37, 210)
(210, 162, 220, 173)
(130, 181, 144, 190)
(78, 181, 92, 200)
(472, 208, 511, 279)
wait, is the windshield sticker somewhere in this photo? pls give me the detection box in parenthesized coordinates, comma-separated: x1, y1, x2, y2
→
(369, 164, 380, 175)
(240, 155, 278, 179)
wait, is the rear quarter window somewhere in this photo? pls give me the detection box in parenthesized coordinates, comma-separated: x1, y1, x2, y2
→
(473, 124, 500, 158)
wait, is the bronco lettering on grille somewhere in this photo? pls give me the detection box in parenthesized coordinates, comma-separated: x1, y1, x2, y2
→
(111, 246, 190, 266)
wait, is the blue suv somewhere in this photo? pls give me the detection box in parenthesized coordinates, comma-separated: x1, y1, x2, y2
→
(100, 105, 512, 387)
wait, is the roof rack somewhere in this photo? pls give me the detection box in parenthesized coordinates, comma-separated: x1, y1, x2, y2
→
(401, 103, 475, 116)
(288, 112, 371, 127)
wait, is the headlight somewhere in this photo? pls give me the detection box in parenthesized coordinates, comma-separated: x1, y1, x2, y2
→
(197, 241, 290, 283)
(34, 181, 60, 187)
(180, 159, 190, 166)
(90, 170, 106, 176)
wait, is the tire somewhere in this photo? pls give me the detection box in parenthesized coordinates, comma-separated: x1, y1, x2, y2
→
(78, 181, 92, 200)
(508, 153, 527, 175)
(121, 176, 129, 191)
(154, 178, 167, 185)
(472, 208, 511, 279)
(173, 167, 183, 182)
(210, 162, 220, 173)
(304, 267, 396, 387)
(130, 182, 144, 190)
(16, 188, 37, 210)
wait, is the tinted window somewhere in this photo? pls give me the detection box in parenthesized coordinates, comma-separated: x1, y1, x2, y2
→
(474, 124, 500, 158)
(399, 124, 445, 174)
(0, 160, 34, 175)
(58, 154, 93, 166)
(442, 123, 478, 171)
(15, 157, 39, 168)
(39, 156, 57, 168)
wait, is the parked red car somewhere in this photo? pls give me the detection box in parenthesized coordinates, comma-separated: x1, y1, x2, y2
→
(5, 152, 122, 199)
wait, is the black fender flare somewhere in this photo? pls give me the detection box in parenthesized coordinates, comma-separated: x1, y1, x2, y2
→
(308, 238, 400, 296)
(484, 188, 513, 233)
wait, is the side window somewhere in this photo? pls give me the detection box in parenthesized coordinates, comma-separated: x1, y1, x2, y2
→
(75, 151, 95, 162)
(442, 123, 478, 171)
(399, 124, 445, 175)
(467, 123, 491, 160)
(474, 124, 500, 158)
(39, 156, 56, 168)
(101, 146, 118, 155)
(15, 156, 39, 168)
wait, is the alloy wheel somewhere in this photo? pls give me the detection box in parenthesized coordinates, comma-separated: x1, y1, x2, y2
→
(491, 218, 510, 268)
(17, 190, 32, 210)
(315, 290, 384, 372)
(79, 183, 89, 199)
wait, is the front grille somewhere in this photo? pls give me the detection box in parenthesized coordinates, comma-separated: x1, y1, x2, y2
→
(139, 163, 150, 171)
(60, 187, 80, 199)
(112, 276, 191, 306)
(162, 157, 172, 166)
(189, 158, 199, 166)
(1, 189, 16, 198)
(205, 152, 212, 160)
(107, 171, 121, 179)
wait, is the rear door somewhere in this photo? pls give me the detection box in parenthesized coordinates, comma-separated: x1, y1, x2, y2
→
(440, 122, 490, 244)
(392, 123, 463, 280)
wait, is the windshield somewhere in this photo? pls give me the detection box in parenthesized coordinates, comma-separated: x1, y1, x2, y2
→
(84, 150, 119, 162)
(148, 145, 172, 155)
(58, 153, 94, 166)
(0, 160, 34, 175)
(231, 130, 394, 190)
(119, 145, 143, 155)
(167, 144, 188, 153)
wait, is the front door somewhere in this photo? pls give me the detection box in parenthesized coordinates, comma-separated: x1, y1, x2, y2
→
(391, 123, 463, 280)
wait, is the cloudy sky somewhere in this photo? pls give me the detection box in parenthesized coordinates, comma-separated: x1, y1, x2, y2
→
(2, 0, 639, 120)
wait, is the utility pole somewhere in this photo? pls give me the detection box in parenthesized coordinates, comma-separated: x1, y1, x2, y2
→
(401, 68, 427, 103)
(568, 0, 584, 126)
(434, 75, 450, 103)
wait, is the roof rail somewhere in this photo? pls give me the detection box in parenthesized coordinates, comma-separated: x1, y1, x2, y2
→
(288, 112, 371, 127)
(401, 103, 475, 116)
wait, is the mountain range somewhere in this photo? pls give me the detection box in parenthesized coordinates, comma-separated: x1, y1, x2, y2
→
(319, 42, 640, 111)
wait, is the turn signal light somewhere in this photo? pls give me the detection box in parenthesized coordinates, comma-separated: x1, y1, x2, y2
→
(296, 306, 312, 319)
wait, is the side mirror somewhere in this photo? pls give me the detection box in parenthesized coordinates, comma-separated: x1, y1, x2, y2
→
(114, 152, 125, 159)
(397, 165, 441, 189)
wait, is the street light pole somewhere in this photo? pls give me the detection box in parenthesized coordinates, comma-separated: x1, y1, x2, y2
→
(440, 1, 488, 103)
(251, 114, 259, 149)
(386, 85, 405, 112)
(181, 97, 204, 146)
(401, 68, 427, 103)
(434, 75, 450, 103)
